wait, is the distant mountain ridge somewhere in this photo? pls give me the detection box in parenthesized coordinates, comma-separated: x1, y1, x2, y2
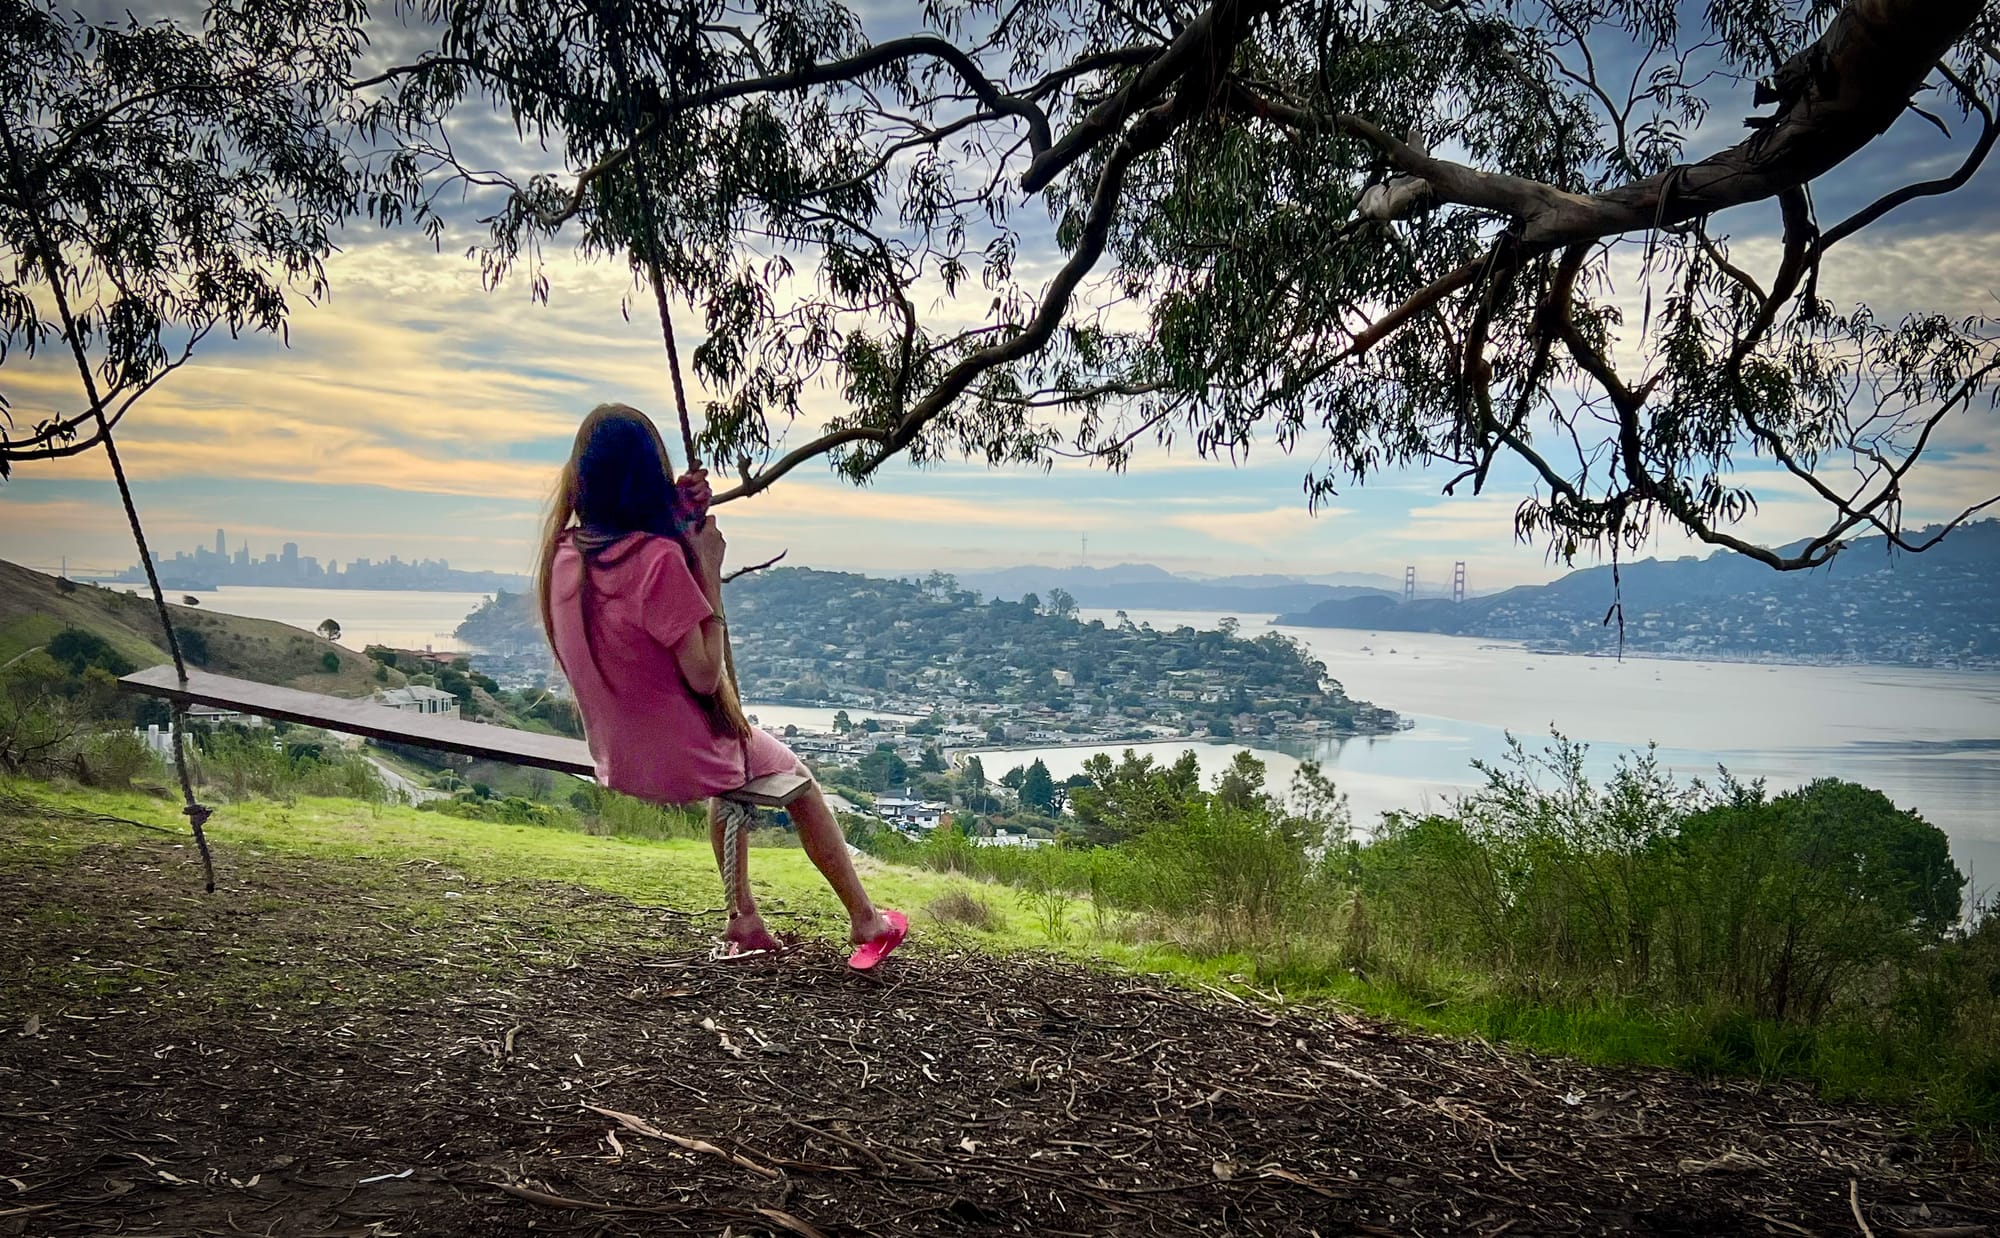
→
(956, 563, 1403, 613)
(1276, 521, 2000, 668)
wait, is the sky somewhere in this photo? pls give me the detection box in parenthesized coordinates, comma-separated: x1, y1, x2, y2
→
(3, 4, 1996, 591)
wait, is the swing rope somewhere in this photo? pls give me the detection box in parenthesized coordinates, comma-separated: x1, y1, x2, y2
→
(601, 3, 759, 921)
(0, 115, 217, 891)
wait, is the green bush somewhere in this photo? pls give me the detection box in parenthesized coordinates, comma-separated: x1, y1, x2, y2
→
(73, 731, 164, 790)
(188, 727, 388, 802)
(177, 627, 209, 666)
(420, 795, 577, 829)
(47, 628, 134, 677)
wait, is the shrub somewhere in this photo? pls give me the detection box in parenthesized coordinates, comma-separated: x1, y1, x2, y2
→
(47, 628, 133, 677)
(73, 730, 163, 790)
(929, 887, 1006, 932)
(320, 651, 340, 673)
(0, 653, 89, 776)
(1671, 779, 1966, 1021)
(421, 795, 577, 828)
(1112, 801, 1316, 945)
(187, 726, 387, 802)
(176, 626, 209, 666)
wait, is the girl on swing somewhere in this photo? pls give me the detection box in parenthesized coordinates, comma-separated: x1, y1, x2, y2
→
(537, 404, 907, 969)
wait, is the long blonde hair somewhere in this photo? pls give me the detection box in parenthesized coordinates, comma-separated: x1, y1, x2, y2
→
(536, 403, 752, 740)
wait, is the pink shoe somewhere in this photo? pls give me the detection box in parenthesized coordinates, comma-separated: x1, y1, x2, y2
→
(847, 909, 908, 971)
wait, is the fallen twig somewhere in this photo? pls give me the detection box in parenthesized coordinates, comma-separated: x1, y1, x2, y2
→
(1851, 1179, 1875, 1238)
(484, 1181, 690, 1215)
(583, 1102, 780, 1180)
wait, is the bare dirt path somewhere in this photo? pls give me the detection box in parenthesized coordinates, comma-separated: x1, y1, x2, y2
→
(2, 815, 1995, 1237)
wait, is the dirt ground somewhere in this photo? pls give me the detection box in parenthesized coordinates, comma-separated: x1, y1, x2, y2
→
(3, 816, 1996, 1237)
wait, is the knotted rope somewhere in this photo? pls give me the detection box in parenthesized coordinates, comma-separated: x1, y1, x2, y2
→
(716, 796, 756, 922)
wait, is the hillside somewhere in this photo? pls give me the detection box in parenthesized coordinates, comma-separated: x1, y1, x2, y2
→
(460, 566, 1401, 737)
(1278, 521, 2000, 667)
(5, 791, 1995, 1238)
(958, 562, 1400, 612)
(0, 559, 399, 696)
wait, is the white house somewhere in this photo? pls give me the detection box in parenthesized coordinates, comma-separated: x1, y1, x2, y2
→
(376, 685, 458, 715)
(873, 797, 949, 832)
(184, 703, 264, 727)
(974, 831, 1053, 849)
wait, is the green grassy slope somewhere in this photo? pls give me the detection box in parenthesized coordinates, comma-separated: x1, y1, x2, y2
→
(0, 559, 403, 695)
(1, 781, 1091, 959)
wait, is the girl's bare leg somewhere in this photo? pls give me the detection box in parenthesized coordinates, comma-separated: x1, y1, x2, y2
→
(711, 799, 780, 952)
(784, 771, 895, 945)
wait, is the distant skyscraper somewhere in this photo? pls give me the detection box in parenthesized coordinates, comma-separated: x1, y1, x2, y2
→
(215, 529, 225, 557)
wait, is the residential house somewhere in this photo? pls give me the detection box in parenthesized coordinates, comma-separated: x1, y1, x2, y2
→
(376, 685, 459, 715)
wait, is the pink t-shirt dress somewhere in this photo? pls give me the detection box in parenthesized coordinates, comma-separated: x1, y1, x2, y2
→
(547, 530, 798, 805)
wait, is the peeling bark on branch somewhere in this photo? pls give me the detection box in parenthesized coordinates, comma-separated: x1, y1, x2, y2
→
(1021, 0, 1277, 194)
(1276, 0, 1982, 248)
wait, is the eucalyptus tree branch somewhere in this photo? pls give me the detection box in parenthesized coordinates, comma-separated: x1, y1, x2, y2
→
(1738, 355, 2000, 553)
(1021, 0, 1276, 194)
(1021, 46, 1161, 102)
(982, 379, 1168, 408)
(1250, 0, 1980, 249)
(1815, 63, 1997, 251)
(796, 111, 996, 204)
(1724, 188, 1814, 373)
(712, 425, 890, 504)
(714, 99, 1183, 499)
(349, 54, 606, 105)
(526, 33, 1059, 228)
(0, 322, 210, 464)
(858, 98, 1182, 471)
(722, 550, 787, 581)
(1695, 223, 1767, 302)
(1537, 264, 2000, 572)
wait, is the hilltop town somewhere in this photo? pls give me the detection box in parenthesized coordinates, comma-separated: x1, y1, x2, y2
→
(457, 567, 1401, 748)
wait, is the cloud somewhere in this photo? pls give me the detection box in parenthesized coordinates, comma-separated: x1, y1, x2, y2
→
(1159, 504, 1353, 546)
(1394, 494, 1531, 543)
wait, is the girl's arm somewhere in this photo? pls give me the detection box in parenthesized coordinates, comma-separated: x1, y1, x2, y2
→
(672, 520, 729, 695)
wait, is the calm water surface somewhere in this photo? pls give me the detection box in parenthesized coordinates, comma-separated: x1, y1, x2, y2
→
(158, 586, 494, 651)
(1068, 609, 2000, 889)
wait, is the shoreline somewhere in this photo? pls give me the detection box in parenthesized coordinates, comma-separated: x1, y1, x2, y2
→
(1269, 622, 2000, 674)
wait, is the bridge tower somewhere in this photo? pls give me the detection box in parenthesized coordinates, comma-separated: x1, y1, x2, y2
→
(1403, 565, 1417, 604)
(1453, 561, 1466, 604)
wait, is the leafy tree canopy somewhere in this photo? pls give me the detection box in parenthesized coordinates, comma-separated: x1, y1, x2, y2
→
(358, 0, 1998, 569)
(0, 0, 396, 474)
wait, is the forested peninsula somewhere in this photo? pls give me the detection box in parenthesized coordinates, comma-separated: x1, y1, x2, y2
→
(459, 567, 1399, 742)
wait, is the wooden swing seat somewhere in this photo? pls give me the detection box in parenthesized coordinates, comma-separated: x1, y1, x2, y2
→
(119, 665, 810, 808)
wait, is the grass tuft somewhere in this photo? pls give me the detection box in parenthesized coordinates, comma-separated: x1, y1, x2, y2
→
(928, 886, 1007, 932)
